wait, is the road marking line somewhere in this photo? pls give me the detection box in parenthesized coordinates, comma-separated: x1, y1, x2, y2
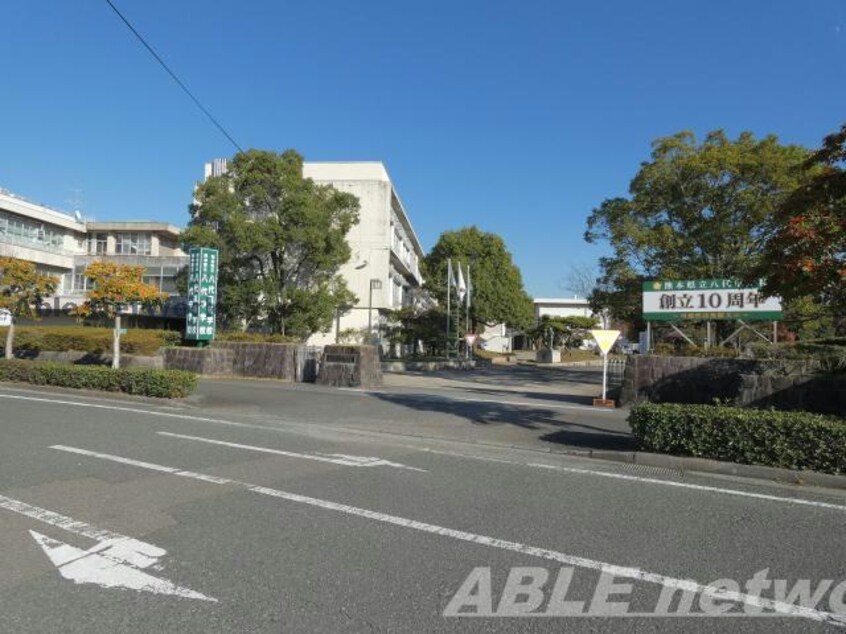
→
(3, 391, 845, 511)
(48, 444, 846, 627)
(156, 431, 426, 472)
(407, 447, 846, 513)
(0, 493, 214, 601)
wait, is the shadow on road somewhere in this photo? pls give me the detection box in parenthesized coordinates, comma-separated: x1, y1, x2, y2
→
(446, 385, 596, 407)
(370, 391, 634, 451)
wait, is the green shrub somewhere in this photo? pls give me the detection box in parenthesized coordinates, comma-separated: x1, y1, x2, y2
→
(216, 331, 300, 344)
(629, 402, 846, 475)
(0, 359, 197, 398)
(0, 326, 181, 356)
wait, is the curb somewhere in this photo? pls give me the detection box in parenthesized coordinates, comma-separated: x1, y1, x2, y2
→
(566, 449, 846, 491)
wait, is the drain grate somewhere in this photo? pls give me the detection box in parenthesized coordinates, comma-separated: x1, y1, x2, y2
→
(610, 462, 684, 479)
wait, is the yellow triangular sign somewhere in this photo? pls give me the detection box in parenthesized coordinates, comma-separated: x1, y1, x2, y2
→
(590, 329, 620, 355)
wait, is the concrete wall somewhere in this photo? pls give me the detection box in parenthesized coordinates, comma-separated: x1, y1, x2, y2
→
(619, 355, 843, 416)
(163, 342, 322, 382)
(162, 347, 235, 375)
(317, 345, 382, 388)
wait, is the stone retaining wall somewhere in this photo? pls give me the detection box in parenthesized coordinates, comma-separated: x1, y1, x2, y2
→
(620, 354, 843, 416)
(163, 342, 303, 381)
(161, 347, 235, 375)
(381, 359, 480, 372)
(317, 345, 382, 388)
(212, 342, 297, 379)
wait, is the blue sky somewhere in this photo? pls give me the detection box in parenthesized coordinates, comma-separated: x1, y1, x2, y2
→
(2, 0, 844, 297)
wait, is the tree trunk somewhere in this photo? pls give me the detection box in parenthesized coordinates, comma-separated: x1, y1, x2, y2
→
(112, 314, 121, 370)
(4, 320, 14, 360)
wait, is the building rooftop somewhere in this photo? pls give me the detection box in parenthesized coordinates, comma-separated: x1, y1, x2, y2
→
(534, 297, 591, 305)
(86, 221, 182, 236)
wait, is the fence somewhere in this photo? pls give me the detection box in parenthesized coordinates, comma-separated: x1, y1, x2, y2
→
(607, 357, 627, 397)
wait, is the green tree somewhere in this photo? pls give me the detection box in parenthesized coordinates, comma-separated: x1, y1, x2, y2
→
(424, 227, 534, 332)
(584, 130, 809, 323)
(0, 257, 59, 359)
(528, 315, 597, 351)
(753, 123, 846, 329)
(183, 149, 360, 339)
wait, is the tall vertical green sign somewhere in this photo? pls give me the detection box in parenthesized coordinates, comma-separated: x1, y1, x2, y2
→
(185, 247, 219, 341)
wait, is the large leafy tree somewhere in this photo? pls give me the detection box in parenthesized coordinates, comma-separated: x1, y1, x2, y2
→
(584, 130, 809, 323)
(183, 149, 360, 339)
(0, 257, 59, 359)
(424, 226, 534, 332)
(753, 123, 846, 325)
(76, 261, 164, 368)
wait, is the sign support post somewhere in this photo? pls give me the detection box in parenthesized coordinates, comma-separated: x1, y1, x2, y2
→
(590, 329, 620, 408)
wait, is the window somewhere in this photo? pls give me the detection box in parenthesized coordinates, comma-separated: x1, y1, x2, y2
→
(89, 233, 107, 255)
(115, 233, 151, 255)
(0, 211, 66, 252)
(73, 265, 88, 292)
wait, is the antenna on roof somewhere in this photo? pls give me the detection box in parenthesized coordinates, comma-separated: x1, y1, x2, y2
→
(67, 188, 85, 223)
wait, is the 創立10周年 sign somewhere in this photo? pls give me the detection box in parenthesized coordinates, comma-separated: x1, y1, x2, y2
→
(642, 279, 782, 321)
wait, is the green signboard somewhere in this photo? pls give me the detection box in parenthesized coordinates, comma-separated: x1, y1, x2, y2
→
(185, 247, 219, 341)
(642, 279, 783, 322)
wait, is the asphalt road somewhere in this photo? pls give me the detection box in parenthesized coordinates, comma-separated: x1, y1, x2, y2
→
(1, 373, 845, 633)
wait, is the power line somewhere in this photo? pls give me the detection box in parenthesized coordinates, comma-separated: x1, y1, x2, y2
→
(103, 0, 244, 153)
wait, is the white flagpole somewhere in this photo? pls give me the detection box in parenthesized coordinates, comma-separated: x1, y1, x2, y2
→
(446, 258, 452, 359)
(465, 265, 471, 358)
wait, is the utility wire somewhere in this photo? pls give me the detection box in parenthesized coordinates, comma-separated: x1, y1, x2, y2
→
(103, 0, 244, 152)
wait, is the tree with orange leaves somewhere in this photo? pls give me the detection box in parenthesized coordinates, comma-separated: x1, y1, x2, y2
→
(0, 257, 59, 360)
(78, 261, 164, 368)
(755, 124, 846, 331)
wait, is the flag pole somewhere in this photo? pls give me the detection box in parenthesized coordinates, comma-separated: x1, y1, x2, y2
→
(446, 258, 452, 359)
(465, 265, 471, 359)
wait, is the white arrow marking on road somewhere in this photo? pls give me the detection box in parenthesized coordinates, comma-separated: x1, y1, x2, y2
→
(0, 494, 215, 602)
(29, 531, 215, 601)
(49, 444, 846, 628)
(156, 431, 427, 472)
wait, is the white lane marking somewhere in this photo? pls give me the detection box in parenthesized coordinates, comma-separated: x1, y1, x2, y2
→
(407, 447, 846, 513)
(3, 391, 845, 512)
(156, 431, 426, 472)
(49, 444, 846, 627)
(0, 494, 214, 601)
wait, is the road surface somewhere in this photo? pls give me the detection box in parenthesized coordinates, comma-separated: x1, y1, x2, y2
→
(0, 371, 844, 632)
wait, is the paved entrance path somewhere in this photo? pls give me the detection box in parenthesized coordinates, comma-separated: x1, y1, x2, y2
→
(192, 365, 634, 453)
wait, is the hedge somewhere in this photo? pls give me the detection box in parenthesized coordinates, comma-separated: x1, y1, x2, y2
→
(216, 331, 300, 344)
(629, 403, 846, 475)
(0, 327, 182, 356)
(0, 359, 197, 398)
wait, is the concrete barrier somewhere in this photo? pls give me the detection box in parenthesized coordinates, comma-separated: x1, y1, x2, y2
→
(317, 345, 382, 388)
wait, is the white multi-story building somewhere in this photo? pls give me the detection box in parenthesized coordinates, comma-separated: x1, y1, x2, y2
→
(0, 188, 187, 316)
(202, 160, 426, 346)
(534, 297, 596, 320)
(302, 162, 425, 345)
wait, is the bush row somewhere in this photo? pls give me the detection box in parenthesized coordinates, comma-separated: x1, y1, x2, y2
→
(0, 327, 182, 356)
(215, 331, 300, 344)
(0, 359, 197, 398)
(629, 402, 846, 475)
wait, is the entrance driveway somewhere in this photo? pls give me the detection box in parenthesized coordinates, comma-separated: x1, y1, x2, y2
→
(192, 364, 634, 454)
